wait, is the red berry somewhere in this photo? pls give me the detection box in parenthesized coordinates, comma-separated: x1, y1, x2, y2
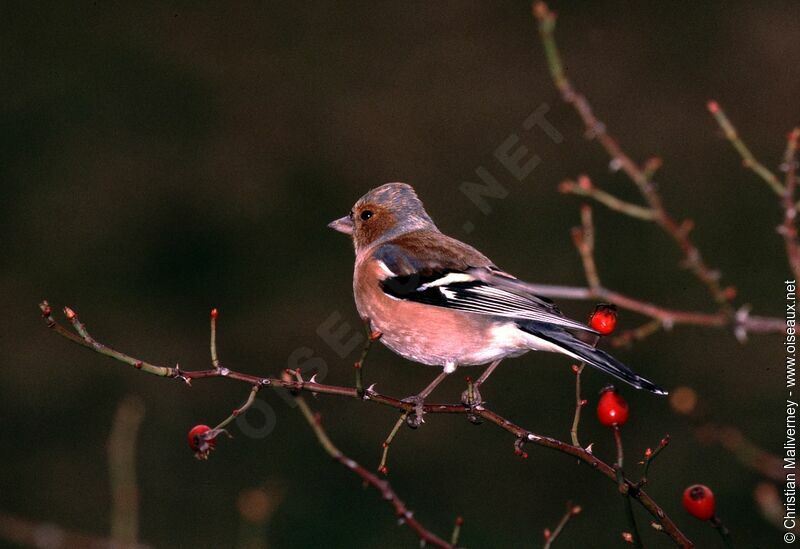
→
(596, 387, 629, 427)
(589, 304, 618, 335)
(682, 484, 716, 520)
(188, 424, 217, 459)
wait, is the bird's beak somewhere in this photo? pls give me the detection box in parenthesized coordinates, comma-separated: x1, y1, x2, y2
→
(327, 215, 354, 235)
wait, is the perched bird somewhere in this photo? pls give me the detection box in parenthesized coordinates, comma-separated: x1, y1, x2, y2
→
(329, 183, 666, 423)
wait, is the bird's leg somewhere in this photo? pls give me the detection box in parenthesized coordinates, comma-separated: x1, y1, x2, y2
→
(461, 359, 502, 407)
(402, 365, 454, 428)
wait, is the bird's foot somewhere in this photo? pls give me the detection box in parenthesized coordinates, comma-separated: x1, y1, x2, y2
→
(401, 395, 426, 428)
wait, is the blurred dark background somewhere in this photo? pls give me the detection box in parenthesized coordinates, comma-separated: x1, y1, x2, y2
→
(2, 1, 798, 547)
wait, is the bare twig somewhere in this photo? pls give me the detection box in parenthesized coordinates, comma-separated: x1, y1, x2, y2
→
(708, 103, 800, 282)
(450, 516, 463, 547)
(613, 427, 642, 547)
(210, 308, 220, 369)
(378, 412, 409, 475)
(294, 394, 452, 548)
(710, 516, 734, 548)
(571, 205, 601, 291)
(534, 2, 734, 310)
(706, 101, 784, 196)
(570, 364, 586, 447)
(698, 422, 787, 483)
(108, 395, 145, 546)
(560, 178, 656, 221)
(543, 502, 582, 548)
(611, 319, 665, 348)
(355, 321, 382, 398)
(214, 385, 261, 432)
(40, 302, 694, 547)
(469, 269, 782, 344)
(638, 435, 670, 487)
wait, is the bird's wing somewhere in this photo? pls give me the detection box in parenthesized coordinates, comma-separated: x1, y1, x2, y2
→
(373, 235, 596, 333)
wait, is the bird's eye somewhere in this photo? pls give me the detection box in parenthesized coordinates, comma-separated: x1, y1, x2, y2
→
(360, 210, 373, 221)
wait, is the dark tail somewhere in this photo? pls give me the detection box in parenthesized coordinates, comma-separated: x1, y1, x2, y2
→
(518, 322, 668, 395)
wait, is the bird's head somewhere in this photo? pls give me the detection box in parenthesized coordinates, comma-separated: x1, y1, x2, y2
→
(328, 182, 436, 252)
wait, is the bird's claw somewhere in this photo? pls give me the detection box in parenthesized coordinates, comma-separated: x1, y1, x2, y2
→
(401, 395, 426, 428)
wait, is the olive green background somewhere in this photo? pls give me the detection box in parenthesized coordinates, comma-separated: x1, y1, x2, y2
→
(2, 1, 798, 547)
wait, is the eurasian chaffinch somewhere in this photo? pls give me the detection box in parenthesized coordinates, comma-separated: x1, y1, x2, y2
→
(329, 183, 666, 422)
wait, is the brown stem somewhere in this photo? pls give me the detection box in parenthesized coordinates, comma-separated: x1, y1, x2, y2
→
(210, 308, 220, 369)
(710, 515, 734, 548)
(466, 271, 782, 342)
(355, 321, 381, 398)
(570, 364, 585, 447)
(378, 412, 409, 475)
(39, 302, 694, 548)
(543, 502, 581, 548)
(108, 395, 145, 546)
(614, 427, 642, 548)
(638, 435, 670, 487)
(706, 101, 784, 196)
(214, 385, 261, 432)
(571, 204, 601, 291)
(450, 516, 463, 547)
(560, 179, 656, 221)
(294, 395, 452, 548)
(533, 2, 733, 309)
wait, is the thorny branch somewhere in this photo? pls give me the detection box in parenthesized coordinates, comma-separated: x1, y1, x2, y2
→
(532, 1, 787, 346)
(36, 5, 793, 547)
(39, 301, 694, 548)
